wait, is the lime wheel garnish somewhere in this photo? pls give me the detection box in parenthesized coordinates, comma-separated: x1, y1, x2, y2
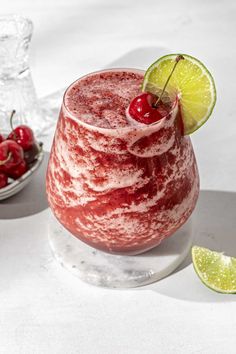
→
(142, 54, 216, 134)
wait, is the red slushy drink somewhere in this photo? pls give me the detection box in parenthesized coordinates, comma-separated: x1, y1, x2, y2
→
(46, 69, 199, 255)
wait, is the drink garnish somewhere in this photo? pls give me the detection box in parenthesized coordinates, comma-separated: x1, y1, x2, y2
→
(192, 246, 236, 294)
(141, 53, 216, 134)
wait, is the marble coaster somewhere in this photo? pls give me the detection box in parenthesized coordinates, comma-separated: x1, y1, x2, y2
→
(48, 214, 193, 288)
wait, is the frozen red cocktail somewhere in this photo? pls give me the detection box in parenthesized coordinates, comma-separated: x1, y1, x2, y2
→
(46, 69, 199, 255)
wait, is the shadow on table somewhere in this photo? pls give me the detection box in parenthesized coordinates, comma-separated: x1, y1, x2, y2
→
(0, 152, 49, 219)
(144, 190, 236, 303)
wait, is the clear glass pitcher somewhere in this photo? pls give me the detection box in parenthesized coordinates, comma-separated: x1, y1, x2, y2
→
(0, 14, 42, 136)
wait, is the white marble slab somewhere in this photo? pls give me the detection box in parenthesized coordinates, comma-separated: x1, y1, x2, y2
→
(48, 212, 193, 288)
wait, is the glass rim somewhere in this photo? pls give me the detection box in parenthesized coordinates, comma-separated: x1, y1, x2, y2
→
(0, 14, 33, 38)
(62, 68, 178, 133)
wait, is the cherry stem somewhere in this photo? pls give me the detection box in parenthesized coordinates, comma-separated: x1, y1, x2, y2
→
(0, 152, 12, 166)
(10, 110, 16, 132)
(154, 55, 185, 107)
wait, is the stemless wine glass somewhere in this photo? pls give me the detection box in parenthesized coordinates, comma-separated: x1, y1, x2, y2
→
(46, 69, 200, 256)
(0, 15, 42, 135)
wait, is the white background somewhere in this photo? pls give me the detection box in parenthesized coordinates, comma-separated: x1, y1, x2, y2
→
(0, 1, 236, 353)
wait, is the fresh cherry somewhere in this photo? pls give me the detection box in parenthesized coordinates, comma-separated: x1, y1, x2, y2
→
(0, 134, 4, 144)
(8, 125, 35, 151)
(8, 159, 27, 179)
(0, 140, 24, 172)
(0, 172, 8, 188)
(24, 142, 41, 165)
(128, 93, 168, 124)
(7, 110, 35, 151)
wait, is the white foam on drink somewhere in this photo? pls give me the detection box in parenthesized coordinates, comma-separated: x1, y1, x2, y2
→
(64, 70, 144, 129)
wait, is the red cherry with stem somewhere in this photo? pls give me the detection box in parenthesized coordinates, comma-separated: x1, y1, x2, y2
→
(8, 110, 35, 151)
(0, 140, 24, 172)
(8, 159, 27, 179)
(128, 92, 168, 124)
(0, 172, 8, 188)
(128, 54, 185, 125)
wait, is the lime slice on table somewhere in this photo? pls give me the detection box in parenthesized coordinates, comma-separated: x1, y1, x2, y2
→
(192, 246, 236, 294)
(142, 54, 217, 134)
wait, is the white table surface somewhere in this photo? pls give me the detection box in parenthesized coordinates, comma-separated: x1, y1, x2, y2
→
(1, 1, 236, 353)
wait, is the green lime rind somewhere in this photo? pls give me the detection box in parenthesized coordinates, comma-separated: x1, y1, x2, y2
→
(142, 53, 217, 135)
(192, 246, 236, 294)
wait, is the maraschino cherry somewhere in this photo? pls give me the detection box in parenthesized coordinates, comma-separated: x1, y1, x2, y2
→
(8, 110, 35, 151)
(128, 93, 168, 124)
(128, 55, 184, 125)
